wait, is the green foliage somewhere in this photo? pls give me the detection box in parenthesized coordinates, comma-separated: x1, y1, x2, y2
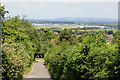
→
(42, 32, 57, 41)
(2, 9, 41, 79)
(0, 5, 9, 20)
(2, 42, 30, 79)
(113, 31, 120, 44)
(108, 30, 113, 35)
(2, 4, 119, 80)
(59, 29, 73, 44)
(44, 33, 120, 80)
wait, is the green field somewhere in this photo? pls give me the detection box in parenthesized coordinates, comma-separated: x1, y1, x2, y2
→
(77, 28, 118, 32)
(33, 24, 75, 29)
(34, 24, 118, 33)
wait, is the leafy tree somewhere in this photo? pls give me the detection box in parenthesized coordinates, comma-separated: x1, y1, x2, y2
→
(2, 5, 41, 79)
(44, 32, 120, 80)
(59, 29, 73, 44)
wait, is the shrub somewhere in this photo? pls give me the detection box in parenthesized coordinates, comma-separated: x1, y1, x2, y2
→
(44, 34, 120, 80)
(2, 42, 30, 79)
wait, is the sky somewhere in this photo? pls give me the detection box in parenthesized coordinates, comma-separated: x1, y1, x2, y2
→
(1, 1, 118, 19)
(1, 0, 119, 2)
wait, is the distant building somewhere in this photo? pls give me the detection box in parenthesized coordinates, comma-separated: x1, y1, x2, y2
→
(90, 26, 106, 29)
(76, 35, 81, 38)
(79, 26, 84, 28)
(74, 26, 84, 28)
(53, 31, 61, 33)
(54, 32, 58, 34)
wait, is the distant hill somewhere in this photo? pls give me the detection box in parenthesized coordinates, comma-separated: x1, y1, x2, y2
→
(51, 17, 117, 23)
(28, 17, 117, 23)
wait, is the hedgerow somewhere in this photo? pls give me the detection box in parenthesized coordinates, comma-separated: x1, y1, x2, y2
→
(1, 5, 41, 79)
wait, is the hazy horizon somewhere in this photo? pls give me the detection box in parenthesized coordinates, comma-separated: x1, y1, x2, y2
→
(27, 17, 117, 20)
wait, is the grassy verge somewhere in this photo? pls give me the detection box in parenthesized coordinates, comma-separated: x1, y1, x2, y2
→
(23, 62, 34, 74)
(35, 58, 44, 60)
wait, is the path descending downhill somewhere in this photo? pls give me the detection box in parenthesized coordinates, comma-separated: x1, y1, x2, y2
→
(23, 60, 51, 79)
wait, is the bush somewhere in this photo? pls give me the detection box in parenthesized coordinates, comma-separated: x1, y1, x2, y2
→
(2, 15, 41, 79)
(44, 34, 120, 80)
(108, 30, 113, 35)
(2, 42, 31, 79)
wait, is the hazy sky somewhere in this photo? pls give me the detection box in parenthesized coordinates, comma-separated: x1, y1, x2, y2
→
(1, 0, 119, 2)
(3, 2, 118, 19)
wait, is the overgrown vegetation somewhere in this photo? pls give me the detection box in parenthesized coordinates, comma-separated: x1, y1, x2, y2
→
(1, 5, 41, 79)
(44, 30, 120, 80)
(1, 5, 120, 80)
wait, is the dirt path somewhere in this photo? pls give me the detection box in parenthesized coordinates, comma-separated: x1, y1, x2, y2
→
(23, 60, 50, 79)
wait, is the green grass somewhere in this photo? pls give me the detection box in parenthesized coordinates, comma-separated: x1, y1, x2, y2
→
(23, 60, 41, 74)
(23, 58, 44, 74)
(34, 24, 75, 29)
(77, 28, 118, 33)
(34, 24, 118, 33)
(23, 63, 33, 74)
